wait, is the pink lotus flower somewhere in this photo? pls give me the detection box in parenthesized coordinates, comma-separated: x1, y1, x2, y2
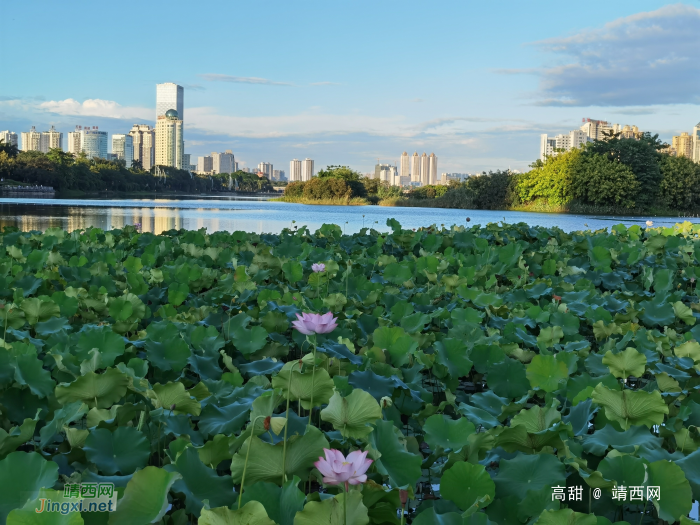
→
(312, 263, 326, 273)
(315, 449, 373, 486)
(292, 312, 338, 335)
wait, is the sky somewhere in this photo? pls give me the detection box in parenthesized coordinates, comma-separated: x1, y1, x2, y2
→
(1, 0, 699, 175)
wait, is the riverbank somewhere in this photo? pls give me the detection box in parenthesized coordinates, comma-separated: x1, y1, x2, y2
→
(56, 189, 281, 199)
(272, 195, 371, 206)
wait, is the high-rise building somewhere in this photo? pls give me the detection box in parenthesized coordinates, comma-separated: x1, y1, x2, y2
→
(81, 128, 108, 159)
(289, 159, 302, 181)
(272, 169, 286, 181)
(40, 126, 62, 152)
(540, 130, 592, 160)
(375, 163, 392, 179)
(155, 110, 184, 169)
(693, 123, 700, 163)
(112, 134, 134, 167)
(672, 132, 693, 158)
(0, 131, 18, 149)
(128, 125, 155, 170)
(257, 162, 273, 179)
(212, 150, 235, 173)
(411, 152, 421, 183)
(67, 126, 82, 156)
(379, 165, 399, 186)
(197, 156, 213, 174)
(156, 83, 184, 122)
(301, 158, 314, 181)
(183, 154, 196, 171)
(21, 126, 42, 152)
(399, 152, 410, 180)
(428, 153, 438, 185)
(420, 153, 429, 185)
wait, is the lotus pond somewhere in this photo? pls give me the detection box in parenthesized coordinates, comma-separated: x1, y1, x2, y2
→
(2, 219, 700, 524)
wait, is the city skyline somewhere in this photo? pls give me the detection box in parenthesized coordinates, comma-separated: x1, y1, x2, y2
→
(1, 1, 698, 174)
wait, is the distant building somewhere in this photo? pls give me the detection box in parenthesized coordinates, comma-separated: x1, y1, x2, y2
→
(375, 163, 392, 179)
(241, 167, 251, 173)
(212, 150, 235, 173)
(540, 130, 592, 161)
(289, 159, 302, 181)
(112, 134, 134, 167)
(272, 169, 286, 181)
(156, 83, 184, 122)
(541, 119, 645, 160)
(672, 132, 693, 158)
(81, 128, 108, 159)
(67, 127, 82, 156)
(128, 125, 155, 170)
(155, 110, 184, 169)
(41, 126, 62, 152)
(411, 152, 420, 184)
(21, 126, 42, 152)
(399, 152, 410, 180)
(182, 153, 196, 171)
(0, 131, 18, 149)
(258, 162, 273, 179)
(301, 158, 314, 181)
(379, 165, 398, 186)
(693, 123, 700, 163)
(428, 153, 438, 185)
(420, 153, 429, 185)
(197, 156, 213, 174)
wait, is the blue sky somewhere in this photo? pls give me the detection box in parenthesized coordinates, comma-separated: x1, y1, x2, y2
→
(1, 0, 698, 174)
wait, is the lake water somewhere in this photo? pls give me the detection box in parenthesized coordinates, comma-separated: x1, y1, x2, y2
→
(0, 196, 697, 234)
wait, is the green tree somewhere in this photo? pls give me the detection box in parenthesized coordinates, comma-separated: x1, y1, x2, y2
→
(571, 153, 640, 208)
(516, 149, 580, 206)
(316, 165, 362, 182)
(658, 154, 700, 210)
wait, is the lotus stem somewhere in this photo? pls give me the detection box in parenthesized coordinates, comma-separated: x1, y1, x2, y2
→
(308, 341, 317, 427)
(238, 415, 265, 510)
(282, 365, 293, 485)
(344, 481, 349, 525)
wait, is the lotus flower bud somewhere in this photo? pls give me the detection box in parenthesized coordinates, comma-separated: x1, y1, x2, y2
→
(380, 396, 393, 408)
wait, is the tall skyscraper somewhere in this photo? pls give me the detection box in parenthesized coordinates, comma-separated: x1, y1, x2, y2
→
(399, 152, 410, 180)
(68, 126, 82, 156)
(156, 83, 184, 122)
(411, 152, 420, 183)
(81, 128, 108, 159)
(112, 134, 134, 167)
(693, 123, 700, 163)
(155, 110, 184, 169)
(0, 131, 18, 149)
(289, 159, 302, 181)
(41, 126, 62, 152)
(258, 162, 273, 178)
(672, 132, 693, 158)
(129, 125, 155, 170)
(420, 153, 429, 185)
(375, 163, 392, 179)
(197, 156, 213, 174)
(213, 150, 235, 173)
(183, 154, 196, 171)
(21, 126, 42, 152)
(301, 158, 314, 181)
(428, 153, 438, 185)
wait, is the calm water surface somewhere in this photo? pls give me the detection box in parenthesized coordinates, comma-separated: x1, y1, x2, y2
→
(0, 196, 697, 234)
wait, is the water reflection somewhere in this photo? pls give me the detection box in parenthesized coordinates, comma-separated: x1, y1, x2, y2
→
(0, 198, 698, 235)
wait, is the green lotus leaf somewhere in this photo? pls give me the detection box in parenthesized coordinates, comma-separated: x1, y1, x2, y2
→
(20, 298, 60, 325)
(294, 491, 369, 525)
(677, 449, 700, 500)
(109, 296, 133, 321)
(195, 434, 232, 469)
(526, 355, 569, 393)
(435, 339, 473, 378)
(411, 508, 464, 525)
(74, 325, 126, 368)
(488, 358, 530, 399)
(597, 454, 645, 489)
(422, 415, 475, 452)
(0, 418, 37, 459)
(534, 509, 597, 525)
(146, 382, 202, 416)
(230, 426, 329, 485)
(320, 389, 382, 439)
(168, 282, 190, 306)
(458, 403, 500, 429)
(0, 306, 26, 330)
(166, 447, 236, 516)
(537, 326, 564, 348)
(367, 419, 422, 489)
(34, 317, 71, 336)
(282, 260, 303, 283)
(601, 347, 646, 379)
(240, 476, 306, 525)
(199, 502, 275, 525)
(13, 353, 55, 398)
(55, 368, 129, 409)
(383, 262, 412, 285)
(108, 467, 181, 525)
(591, 384, 668, 430)
(648, 460, 693, 522)
(6, 489, 84, 525)
(401, 312, 431, 334)
(372, 326, 417, 367)
(39, 402, 88, 448)
(0, 451, 59, 523)
(675, 340, 700, 362)
(440, 462, 495, 511)
(223, 313, 269, 355)
(674, 301, 696, 325)
(581, 424, 662, 456)
(84, 427, 150, 475)
(494, 453, 565, 500)
(144, 321, 191, 372)
(271, 365, 335, 410)
(261, 311, 290, 333)
(638, 297, 675, 327)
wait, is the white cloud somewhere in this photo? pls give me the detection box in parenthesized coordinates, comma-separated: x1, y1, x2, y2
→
(199, 74, 292, 86)
(518, 4, 700, 106)
(37, 98, 151, 120)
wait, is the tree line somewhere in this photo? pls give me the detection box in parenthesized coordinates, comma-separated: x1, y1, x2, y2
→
(0, 143, 274, 194)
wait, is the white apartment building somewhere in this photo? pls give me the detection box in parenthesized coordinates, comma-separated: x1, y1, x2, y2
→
(156, 83, 184, 122)
(257, 162, 273, 179)
(379, 165, 399, 186)
(21, 126, 42, 152)
(410, 152, 421, 183)
(374, 163, 392, 179)
(197, 156, 213, 174)
(272, 169, 285, 181)
(428, 153, 438, 185)
(301, 158, 314, 181)
(692, 123, 700, 163)
(128, 125, 155, 170)
(420, 153, 429, 185)
(399, 152, 410, 180)
(67, 127, 82, 156)
(41, 126, 62, 152)
(155, 110, 184, 169)
(212, 150, 235, 174)
(0, 131, 18, 148)
(540, 130, 592, 160)
(289, 159, 302, 181)
(81, 128, 108, 159)
(112, 134, 134, 167)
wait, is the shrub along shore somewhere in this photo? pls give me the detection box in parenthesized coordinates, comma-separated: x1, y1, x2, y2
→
(1, 219, 700, 523)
